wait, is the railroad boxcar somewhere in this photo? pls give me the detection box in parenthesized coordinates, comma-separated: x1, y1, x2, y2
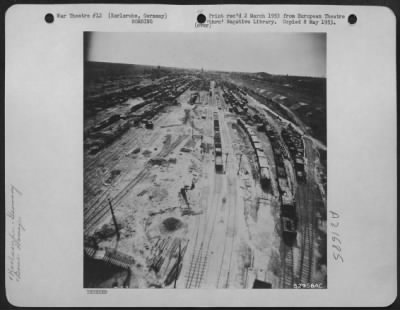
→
(278, 178, 290, 193)
(249, 135, 259, 148)
(251, 133, 260, 142)
(256, 149, 265, 162)
(215, 147, 222, 156)
(258, 156, 271, 190)
(281, 202, 296, 219)
(276, 166, 286, 178)
(281, 217, 297, 246)
(253, 141, 263, 152)
(294, 157, 304, 168)
(296, 170, 306, 183)
(215, 155, 223, 172)
(258, 155, 269, 169)
(281, 190, 294, 207)
(260, 167, 271, 190)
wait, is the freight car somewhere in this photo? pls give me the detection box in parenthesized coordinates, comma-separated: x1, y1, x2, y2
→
(281, 126, 306, 182)
(213, 113, 223, 172)
(215, 147, 223, 156)
(258, 155, 271, 190)
(281, 217, 297, 245)
(215, 155, 223, 172)
(214, 119, 219, 129)
(255, 149, 266, 162)
(253, 141, 263, 152)
(281, 202, 296, 219)
(237, 118, 271, 191)
(279, 181, 297, 246)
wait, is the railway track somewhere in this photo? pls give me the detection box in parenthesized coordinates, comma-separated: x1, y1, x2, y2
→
(85, 127, 137, 172)
(281, 245, 294, 288)
(84, 143, 140, 202)
(84, 168, 151, 233)
(183, 151, 211, 288)
(184, 188, 218, 288)
(185, 244, 208, 288)
(84, 135, 174, 221)
(84, 112, 171, 202)
(296, 139, 317, 286)
(85, 131, 173, 211)
(216, 174, 235, 288)
(185, 106, 239, 289)
(299, 224, 314, 284)
(216, 115, 239, 288)
(84, 134, 189, 235)
(84, 132, 140, 203)
(184, 131, 222, 288)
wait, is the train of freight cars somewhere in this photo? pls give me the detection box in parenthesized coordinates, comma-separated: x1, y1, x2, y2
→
(213, 112, 223, 172)
(220, 83, 299, 246)
(237, 118, 271, 191)
(263, 120, 298, 245)
(281, 125, 306, 183)
(238, 117, 297, 246)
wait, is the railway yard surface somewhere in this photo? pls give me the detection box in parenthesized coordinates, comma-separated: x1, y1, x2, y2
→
(83, 63, 327, 289)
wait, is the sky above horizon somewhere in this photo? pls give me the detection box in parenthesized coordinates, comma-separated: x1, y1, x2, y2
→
(86, 32, 326, 77)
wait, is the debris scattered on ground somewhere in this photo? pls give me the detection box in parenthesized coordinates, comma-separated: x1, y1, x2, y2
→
(142, 149, 152, 156)
(149, 158, 168, 166)
(127, 147, 141, 156)
(168, 158, 177, 164)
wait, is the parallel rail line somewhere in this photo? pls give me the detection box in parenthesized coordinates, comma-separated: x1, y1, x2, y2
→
(84, 134, 189, 235)
(281, 245, 294, 288)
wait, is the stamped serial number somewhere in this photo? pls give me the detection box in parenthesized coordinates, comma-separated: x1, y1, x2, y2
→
(87, 289, 108, 294)
(294, 283, 323, 289)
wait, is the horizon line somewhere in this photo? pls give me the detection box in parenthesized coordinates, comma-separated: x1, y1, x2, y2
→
(86, 59, 327, 79)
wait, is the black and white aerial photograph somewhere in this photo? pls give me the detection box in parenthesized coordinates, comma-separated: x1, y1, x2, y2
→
(83, 32, 327, 289)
